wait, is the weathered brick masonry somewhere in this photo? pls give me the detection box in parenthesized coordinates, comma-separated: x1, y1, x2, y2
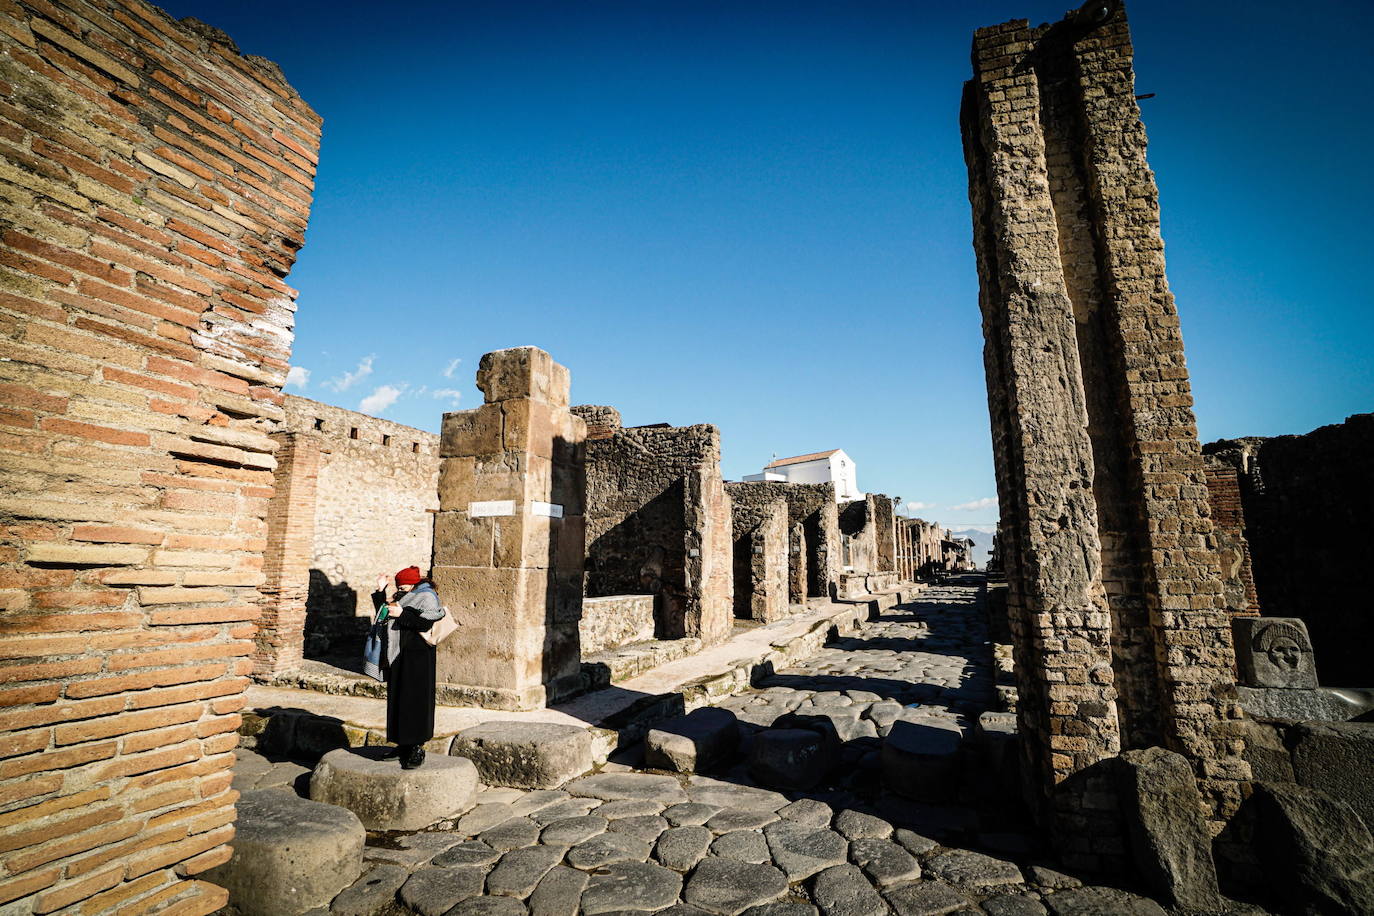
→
(0, 1, 318, 912)
(962, 2, 1247, 870)
(725, 481, 838, 605)
(1201, 457, 1260, 619)
(1205, 413, 1374, 686)
(255, 396, 439, 675)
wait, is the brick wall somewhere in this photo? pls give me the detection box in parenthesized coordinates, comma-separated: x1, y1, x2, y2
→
(254, 396, 439, 674)
(1202, 458, 1260, 618)
(570, 404, 620, 441)
(962, 2, 1246, 871)
(0, 1, 319, 911)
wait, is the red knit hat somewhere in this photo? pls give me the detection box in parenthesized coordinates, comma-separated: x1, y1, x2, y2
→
(394, 566, 422, 586)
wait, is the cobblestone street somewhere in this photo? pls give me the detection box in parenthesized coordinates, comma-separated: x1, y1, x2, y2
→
(230, 579, 1187, 915)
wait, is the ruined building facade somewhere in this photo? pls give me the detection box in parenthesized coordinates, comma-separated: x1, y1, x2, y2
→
(0, 1, 319, 911)
(962, 4, 1248, 869)
(255, 397, 439, 675)
(1204, 412, 1374, 686)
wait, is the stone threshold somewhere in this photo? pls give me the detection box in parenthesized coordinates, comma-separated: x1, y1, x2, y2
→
(241, 585, 922, 768)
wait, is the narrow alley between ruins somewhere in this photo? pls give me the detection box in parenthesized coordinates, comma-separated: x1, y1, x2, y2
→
(226, 577, 1181, 916)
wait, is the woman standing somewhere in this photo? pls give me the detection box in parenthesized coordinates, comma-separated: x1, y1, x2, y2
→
(373, 566, 442, 769)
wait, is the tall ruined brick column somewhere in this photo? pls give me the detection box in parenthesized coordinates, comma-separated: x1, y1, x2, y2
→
(254, 432, 321, 675)
(962, 2, 1247, 869)
(0, 2, 319, 911)
(432, 348, 586, 710)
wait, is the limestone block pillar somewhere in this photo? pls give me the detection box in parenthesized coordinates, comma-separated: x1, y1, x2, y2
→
(431, 347, 586, 710)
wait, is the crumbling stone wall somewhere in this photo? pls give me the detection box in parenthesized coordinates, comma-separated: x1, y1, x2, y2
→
(583, 422, 732, 645)
(570, 404, 621, 441)
(0, 1, 319, 911)
(730, 494, 788, 622)
(726, 481, 838, 604)
(962, 2, 1246, 870)
(1201, 455, 1260, 619)
(255, 396, 439, 672)
(896, 517, 944, 580)
(838, 493, 897, 576)
(1205, 413, 1374, 686)
(872, 495, 896, 572)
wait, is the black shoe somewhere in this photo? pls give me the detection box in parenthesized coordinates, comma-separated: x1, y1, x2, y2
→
(401, 746, 426, 770)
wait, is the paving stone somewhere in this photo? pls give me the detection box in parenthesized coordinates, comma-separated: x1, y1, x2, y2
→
(811, 863, 887, 916)
(580, 861, 683, 914)
(688, 777, 789, 812)
(763, 822, 849, 882)
(881, 719, 964, 802)
(311, 747, 478, 831)
(1041, 886, 1167, 915)
(596, 798, 667, 819)
(445, 895, 529, 916)
(362, 844, 440, 870)
(832, 810, 892, 841)
(882, 880, 975, 916)
(848, 837, 920, 887)
(1025, 866, 1081, 890)
(541, 815, 608, 846)
(510, 789, 576, 817)
(607, 814, 669, 843)
(329, 863, 408, 916)
(659, 905, 714, 916)
(568, 773, 688, 804)
(480, 816, 542, 851)
(707, 808, 779, 834)
(530, 797, 602, 825)
(709, 830, 771, 864)
(655, 825, 713, 871)
(478, 787, 529, 805)
(665, 802, 722, 826)
(778, 799, 833, 829)
(487, 844, 567, 898)
(684, 857, 789, 915)
(459, 803, 527, 836)
(204, 790, 364, 916)
(741, 905, 818, 916)
(924, 849, 1023, 888)
(451, 721, 593, 789)
(530, 865, 589, 916)
(646, 707, 741, 773)
(432, 840, 502, 868)
(398, 864, 486, 916)
(565, 830, 653, 869)
(396, 832, 472, 857)
(982, 895, 1048, 916)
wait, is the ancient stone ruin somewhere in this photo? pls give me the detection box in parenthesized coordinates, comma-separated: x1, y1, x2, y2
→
(0, 1, 1371, 914)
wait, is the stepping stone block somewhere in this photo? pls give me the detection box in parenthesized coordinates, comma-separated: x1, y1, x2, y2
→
(451, 720, 592, 789)
(204, 789, 364, 916)
(881, 718, 963, 801)
(645, 707, 739, 773)
(311, 747, 478, 831)
(748, 728, 836, 790)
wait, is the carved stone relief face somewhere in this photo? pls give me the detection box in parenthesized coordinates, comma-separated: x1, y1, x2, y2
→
(1232, 617, 1319, 689)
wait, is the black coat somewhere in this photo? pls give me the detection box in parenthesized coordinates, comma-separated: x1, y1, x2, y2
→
(375, 584, 438, 746)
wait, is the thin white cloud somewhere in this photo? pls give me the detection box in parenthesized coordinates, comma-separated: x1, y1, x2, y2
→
(948, 496, 998, 513)
(284, 366, 310, 389)
(442, 358, 462, 379)
(360, 384, 404, 415)
(433, 388, 463, 408)
(905, 501, 935, 513)
(325, 355, 375, 392)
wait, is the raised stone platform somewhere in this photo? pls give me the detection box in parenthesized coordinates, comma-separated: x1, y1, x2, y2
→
(241, 588, 920, 777)
(311, 747, 479, 830)
(581, 593, 656, 654)
(645, 706, 739, 773)
(205, 789, 364, 916)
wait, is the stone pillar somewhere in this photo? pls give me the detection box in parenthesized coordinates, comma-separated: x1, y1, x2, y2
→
(432, 348, 586, 710)
(255, 432, 320, 675)
(962, 1, 1247, 870)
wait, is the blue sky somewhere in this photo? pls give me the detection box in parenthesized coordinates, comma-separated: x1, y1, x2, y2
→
(161, 0, 1373, 530)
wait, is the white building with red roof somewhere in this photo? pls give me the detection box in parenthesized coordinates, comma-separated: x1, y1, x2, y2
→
(742, 448, 862, 501)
